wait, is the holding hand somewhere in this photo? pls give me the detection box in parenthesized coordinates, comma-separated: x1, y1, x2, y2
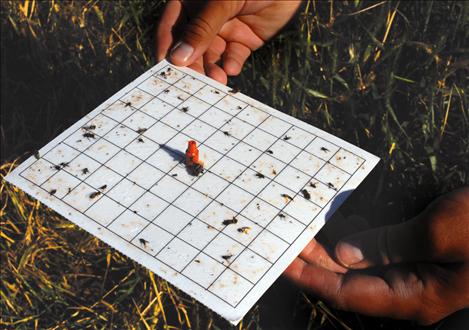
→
(284, 188, 469, 324)
(156, 0, 301, 84)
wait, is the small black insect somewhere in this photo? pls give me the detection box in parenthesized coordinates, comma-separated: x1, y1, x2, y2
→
(53, 165, 62, 170)
(281, 193, 293, 201)
(171, 173, 178, 177)
(283, 135, 291, 141)
(59, 162, 70, 168)
(223, 131, 231, 137)
(89, 191, 102, 199)
(177, 95, 185, 100)
(255, 172, 265, 179)
(67, 187, 72, 193)
(124, 102, 132, 107)
(237, 226, 251, 234)
(83, 132, 95, 139)
(82, 168, 89, 175)
(194, 259, 201, 263)
(181, 106, 189, 112)
(99, 184, 107, 190)
(49, 189, 57, 195)
(279, 213, 286, 218)
(222, 217, 238, 226)
(272, 169, 277, 175)
(321, 147, 330, 152)
(266, 150, 273, 154)
(256, 203, 260, 210)
(159, 71, 167, 78)
(327, 182, 337, 190)
(221, 254, 233, 261)
(34, 151, 40, 159)
(137, 137, 144, 143)
(82, 124, 96, 131)
(139, 238, 149, 247)
(309, 182, 317, 188)
(163, 89, 170, 93)
(136, 128, 147, 134)
(236, 106, 243, 110)
(213, 90, 220, 94)
(301, 189, 311, 200)
(228, 88, 239, 93)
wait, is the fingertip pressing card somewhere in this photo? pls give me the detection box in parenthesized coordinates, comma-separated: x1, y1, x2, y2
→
(5, 60, 379, 324)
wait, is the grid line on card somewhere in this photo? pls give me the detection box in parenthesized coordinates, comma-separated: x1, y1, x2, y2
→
(16, 63, 370, 309)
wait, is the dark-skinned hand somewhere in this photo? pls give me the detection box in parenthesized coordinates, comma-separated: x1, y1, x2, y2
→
(284, 188, 469, 325)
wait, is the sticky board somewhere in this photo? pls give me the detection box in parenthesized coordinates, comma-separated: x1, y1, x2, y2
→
(5, 60, 379, 324)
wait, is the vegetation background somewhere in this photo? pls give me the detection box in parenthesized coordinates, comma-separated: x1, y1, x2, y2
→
(1, 0, 468, 329)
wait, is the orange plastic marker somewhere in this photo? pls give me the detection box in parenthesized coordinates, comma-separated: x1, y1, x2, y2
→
(186, 140, 199, 166)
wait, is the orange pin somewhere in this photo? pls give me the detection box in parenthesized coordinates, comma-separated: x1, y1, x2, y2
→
(186, 140, 199, 166)
(186, 140, 204, 176)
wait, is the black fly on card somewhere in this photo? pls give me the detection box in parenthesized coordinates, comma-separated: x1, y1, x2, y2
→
(279, 213, 286, 218)
(327, 182, 337, 190)
(266, 149, 273, 154)
(301, 189, 311, 200)
(228, 88, 239, 94)
(163, 89, 170, 94)
(221, 254, 233, 261)
(139, 238, 149, 247)
(99, 184, 107, 190)
(309, 182, 317, 188)
(171, 173, 178, 177)
(49, 189, 57, 196)
(34, 151, 40, 159)
(89, 191, 101, 199)
(137, 137, 144, 143)
(136, 128, 147, 134)
(223, 131, 231, 137)
(283, 135, 291, 141)
(321, 147, 330, 152)
(181, 106, 189, 113)
(255, 172, 265, 179)
(83, 132, 95, 139)
(222, 217, 238, 226)
(81, 168, 89, 175)
(82, 124, 96, 131)
(124, 102, 132, 107)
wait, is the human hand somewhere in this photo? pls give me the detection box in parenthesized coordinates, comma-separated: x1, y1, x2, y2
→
(284, 188, 469, 324)
(156, 0, 301, 84)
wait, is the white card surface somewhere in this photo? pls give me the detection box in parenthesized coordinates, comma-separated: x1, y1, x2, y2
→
(5, 60, 379, 324)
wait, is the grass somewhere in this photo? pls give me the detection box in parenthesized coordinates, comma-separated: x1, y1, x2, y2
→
(1, 0, 468, 329)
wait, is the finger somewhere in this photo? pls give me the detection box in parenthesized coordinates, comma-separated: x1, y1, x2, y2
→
(156, 0, 182, 61)
(284, 258, 422, 321)
(299, 239, 347, 273)
(169, 1, 243, 66)
(334, 214, 431, 269)
(204, 62, 227, 85)
(223, 41, 251, 76)
(203, 36, 226, 64)
(187, 57, 205, 75)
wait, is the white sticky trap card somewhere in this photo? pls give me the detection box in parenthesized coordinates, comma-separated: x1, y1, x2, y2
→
(6, 60, 379, 324)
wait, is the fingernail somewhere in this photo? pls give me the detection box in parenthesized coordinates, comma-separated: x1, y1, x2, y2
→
(170, 42, 194, 63)
(336, 241, 363, 266)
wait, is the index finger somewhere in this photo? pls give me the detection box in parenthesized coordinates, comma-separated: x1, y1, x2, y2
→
(156, 0, 182, 61)
(284, 257, 423, 321)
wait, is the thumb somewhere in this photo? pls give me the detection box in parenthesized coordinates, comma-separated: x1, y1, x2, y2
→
(169, 1, 243, 66)
(334, 214, 431, 269)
